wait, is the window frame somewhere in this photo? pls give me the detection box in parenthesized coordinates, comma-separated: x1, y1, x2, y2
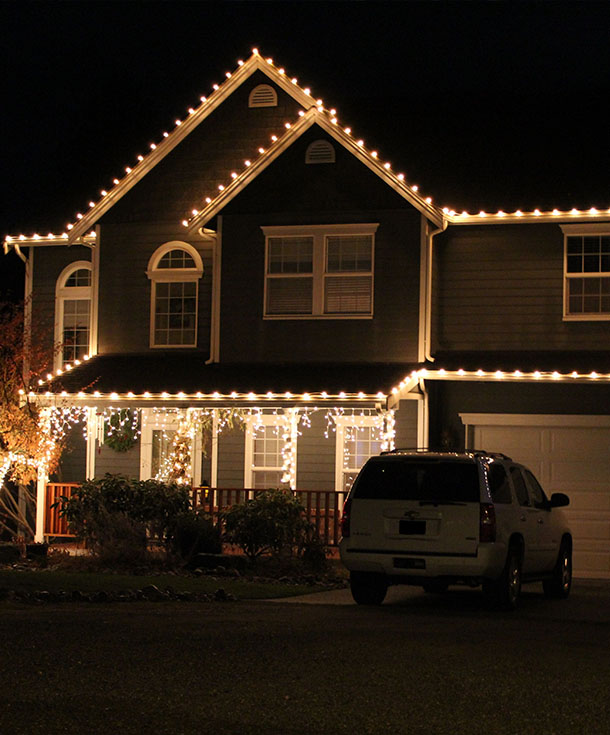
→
(334, 415, 384, 493)
(261, 224, 378, 320)
(244, 412, 298, 490)
(54, 261, 93, 370)
(561, 223, 610, 321)
(146, 241, 204, 348)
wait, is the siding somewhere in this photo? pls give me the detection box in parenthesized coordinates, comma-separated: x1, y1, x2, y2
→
(97, 222, 212, 354)
(54, 427, 87, 483)
(296, 411, 336, 490)
(95, 442, 140, 479)
(394, 400, 419, 448)
(436, 223, 610, 352)
(217, 428, 245, 487)
(218, 125, 423, 363)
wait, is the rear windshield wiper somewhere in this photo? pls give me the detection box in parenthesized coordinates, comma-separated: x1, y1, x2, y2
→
(419, 500, 468, 506)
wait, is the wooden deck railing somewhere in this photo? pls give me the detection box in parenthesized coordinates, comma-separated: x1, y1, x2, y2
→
(45, 484, 348, 547)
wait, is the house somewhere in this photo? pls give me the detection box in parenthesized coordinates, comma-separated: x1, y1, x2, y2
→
(4, 50, 609, 578)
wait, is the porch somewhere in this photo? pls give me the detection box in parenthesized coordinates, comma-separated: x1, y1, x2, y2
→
(44, 483, 348, 548)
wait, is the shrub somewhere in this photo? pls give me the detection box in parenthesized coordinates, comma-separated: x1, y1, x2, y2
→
(221, 489, 313, 561)
(57, 474, 191, 559)
(170, 511, 222, 563)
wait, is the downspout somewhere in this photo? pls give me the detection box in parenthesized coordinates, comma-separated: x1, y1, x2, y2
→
(422, 217, 448, 363)
(205, 215, 222, 364)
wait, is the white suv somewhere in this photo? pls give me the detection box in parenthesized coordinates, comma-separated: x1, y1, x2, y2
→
(339, 450, 572, 609)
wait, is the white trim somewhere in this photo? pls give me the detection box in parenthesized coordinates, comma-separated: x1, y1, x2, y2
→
(210, 410, 219, 487)
(560, 223, 610, 235)
(85, 407, 97, 480)
(562, 227, 610, 321)
(35, 466, 47, 543)
(89, 226, 100, 357)
(460, 413, 610, 428)
(206, 218, 222, 363)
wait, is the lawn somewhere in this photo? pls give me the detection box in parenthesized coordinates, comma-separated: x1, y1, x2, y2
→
(0, 567, 324, 600)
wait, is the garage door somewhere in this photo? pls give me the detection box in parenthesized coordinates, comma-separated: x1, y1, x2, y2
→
(461, 414, 610, 579)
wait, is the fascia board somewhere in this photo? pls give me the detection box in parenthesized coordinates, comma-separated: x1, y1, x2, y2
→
(447, 211, 610, 225)
(68, 55, 315, 243)
(189, 109, 445, 230)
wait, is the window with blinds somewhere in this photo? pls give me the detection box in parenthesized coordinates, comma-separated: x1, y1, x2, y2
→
(263, 225, 376, 317)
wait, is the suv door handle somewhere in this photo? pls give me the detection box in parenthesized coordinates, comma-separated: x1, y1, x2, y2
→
(537, 518, 544, 524)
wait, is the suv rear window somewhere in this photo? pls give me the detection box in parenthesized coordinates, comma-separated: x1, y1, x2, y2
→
(351, 457, 480, 502)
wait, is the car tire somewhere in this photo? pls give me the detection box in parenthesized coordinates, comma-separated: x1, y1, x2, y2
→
(486, 545, 522, 611)
(350, 572, 388, 605)
(543, 540, 572, 599)
(422, 580, 449, 594)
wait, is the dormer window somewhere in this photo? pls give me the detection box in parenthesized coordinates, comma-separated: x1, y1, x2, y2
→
(248, 84, 278, 108)
(147, 242, 203, 347)
(55, 261, 92, 369)
(305, 140, 336, 164)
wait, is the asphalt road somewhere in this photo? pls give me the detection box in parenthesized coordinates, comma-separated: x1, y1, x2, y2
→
(1, 581, 609, 735)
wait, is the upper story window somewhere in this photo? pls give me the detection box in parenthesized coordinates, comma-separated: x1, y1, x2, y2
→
(55, 261, 92, 369)
(562, 224, 610, 320)
(261, 224, 378, 319)
(305, 140, 336, 164)
(248, 84, 278, 108)
(146, 242, 203, 347)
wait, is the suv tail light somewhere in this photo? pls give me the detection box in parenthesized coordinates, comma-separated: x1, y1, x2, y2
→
(479, 503, 496, 543)
(340, 497, 352, 539)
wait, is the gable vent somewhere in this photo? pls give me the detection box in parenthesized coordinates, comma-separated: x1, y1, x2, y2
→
(249, 84, 278, 108)
(305, 140, 336, 164)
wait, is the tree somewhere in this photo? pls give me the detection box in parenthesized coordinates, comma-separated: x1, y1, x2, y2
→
(0, 300, 61, 538)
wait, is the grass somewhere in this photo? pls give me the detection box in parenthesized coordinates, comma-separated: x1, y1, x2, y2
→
(0, 567, 322, 599)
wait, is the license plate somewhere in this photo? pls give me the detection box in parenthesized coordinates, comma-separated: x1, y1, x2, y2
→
(394, 557, 426, 570)
(399, 520, 426, 535)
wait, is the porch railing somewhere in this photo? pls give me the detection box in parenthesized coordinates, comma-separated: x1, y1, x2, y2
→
(45, 484, 348, 547)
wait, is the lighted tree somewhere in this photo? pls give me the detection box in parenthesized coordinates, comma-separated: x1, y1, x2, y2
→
(0, 301, 62, 538)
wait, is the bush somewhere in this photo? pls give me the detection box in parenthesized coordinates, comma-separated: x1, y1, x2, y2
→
(170, 511, 222, 563)
(56, 474, 191, 560)
(221, 489, 314, 561)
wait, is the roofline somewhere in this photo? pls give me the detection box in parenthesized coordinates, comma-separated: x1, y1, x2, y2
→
(444, 208, 610, 225)
(66, 52, 316, 243)
(186, 107, 445, 231)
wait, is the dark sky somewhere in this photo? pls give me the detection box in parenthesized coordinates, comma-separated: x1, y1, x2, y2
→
(2, 0, 610, 297)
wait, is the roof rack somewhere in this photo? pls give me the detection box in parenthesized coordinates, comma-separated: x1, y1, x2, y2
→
(380, 447, 512, 461)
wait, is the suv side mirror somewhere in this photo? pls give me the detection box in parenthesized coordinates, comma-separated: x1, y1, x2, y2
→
(549, 492, 570, 508)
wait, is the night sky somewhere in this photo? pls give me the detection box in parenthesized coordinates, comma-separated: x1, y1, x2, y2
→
(2, 0, 610, 298)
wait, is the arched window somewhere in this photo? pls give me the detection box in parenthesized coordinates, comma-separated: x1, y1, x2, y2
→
(147, 242, 203, 348)
(248, 84, 278, 108)
(55, 261, 92, 368)
(305, 140, 336, 164)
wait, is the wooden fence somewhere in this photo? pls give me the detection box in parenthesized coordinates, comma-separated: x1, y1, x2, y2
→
(45, 484, 347, 547)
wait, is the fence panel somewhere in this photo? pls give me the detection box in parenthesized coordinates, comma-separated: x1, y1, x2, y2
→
(45, 483, 80, 536)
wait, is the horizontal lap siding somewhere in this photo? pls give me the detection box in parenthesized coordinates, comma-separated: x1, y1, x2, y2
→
(95, 443, 140, 479)
(217, 429, 245, 487)
(436, 224, 609, 351)
(296, 411, 335, 490)
(394, 400, 418, 448)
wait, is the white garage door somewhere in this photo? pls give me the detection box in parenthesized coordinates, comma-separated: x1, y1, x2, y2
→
(461, 414, 610, 579)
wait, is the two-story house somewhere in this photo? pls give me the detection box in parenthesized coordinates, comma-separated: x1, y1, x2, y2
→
(4, 50, 609, 578)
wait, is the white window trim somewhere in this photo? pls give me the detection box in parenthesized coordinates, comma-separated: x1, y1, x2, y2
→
(139, 408, 202, 483)
(261, 223, 378, 320)
(244, 412, 298, 490)
(147, 241, 204, 348)
(54, 261, 93, 370)
(561, 223, 610, 322)
(334, 414, 384, 493)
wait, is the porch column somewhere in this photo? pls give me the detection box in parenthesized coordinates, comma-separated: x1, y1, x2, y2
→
(35, 466, 48, 543)
(86, 407, 97, 480)
(210, 409, 219, 487)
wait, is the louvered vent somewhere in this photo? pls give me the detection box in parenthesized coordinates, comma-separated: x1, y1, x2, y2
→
(305, 140, 336, 164)
(248, 84, 278, 108)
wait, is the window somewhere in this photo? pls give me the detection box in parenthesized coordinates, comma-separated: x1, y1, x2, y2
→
(510, 467, 530, 507)
(248, 84, 277, 108)
(562, 225, 610, 320)
(305, 140, 336, 164)
(262, 224, 377, 318)
(139, 409, 202, 482)
(524, 470, 548, 510)
(147, 242, 203, 347)
(244, 413, 297, 489)
(488, 463, 512, 504)
(55, 261, 92, 369)
(335, 416, 384, 492)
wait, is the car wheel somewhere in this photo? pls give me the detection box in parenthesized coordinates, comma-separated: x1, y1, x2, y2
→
(422, 580, 449, 594)
(543, 540, 572, 599)
(350, 572, 388, 605)
(486, 545, 522, 611)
